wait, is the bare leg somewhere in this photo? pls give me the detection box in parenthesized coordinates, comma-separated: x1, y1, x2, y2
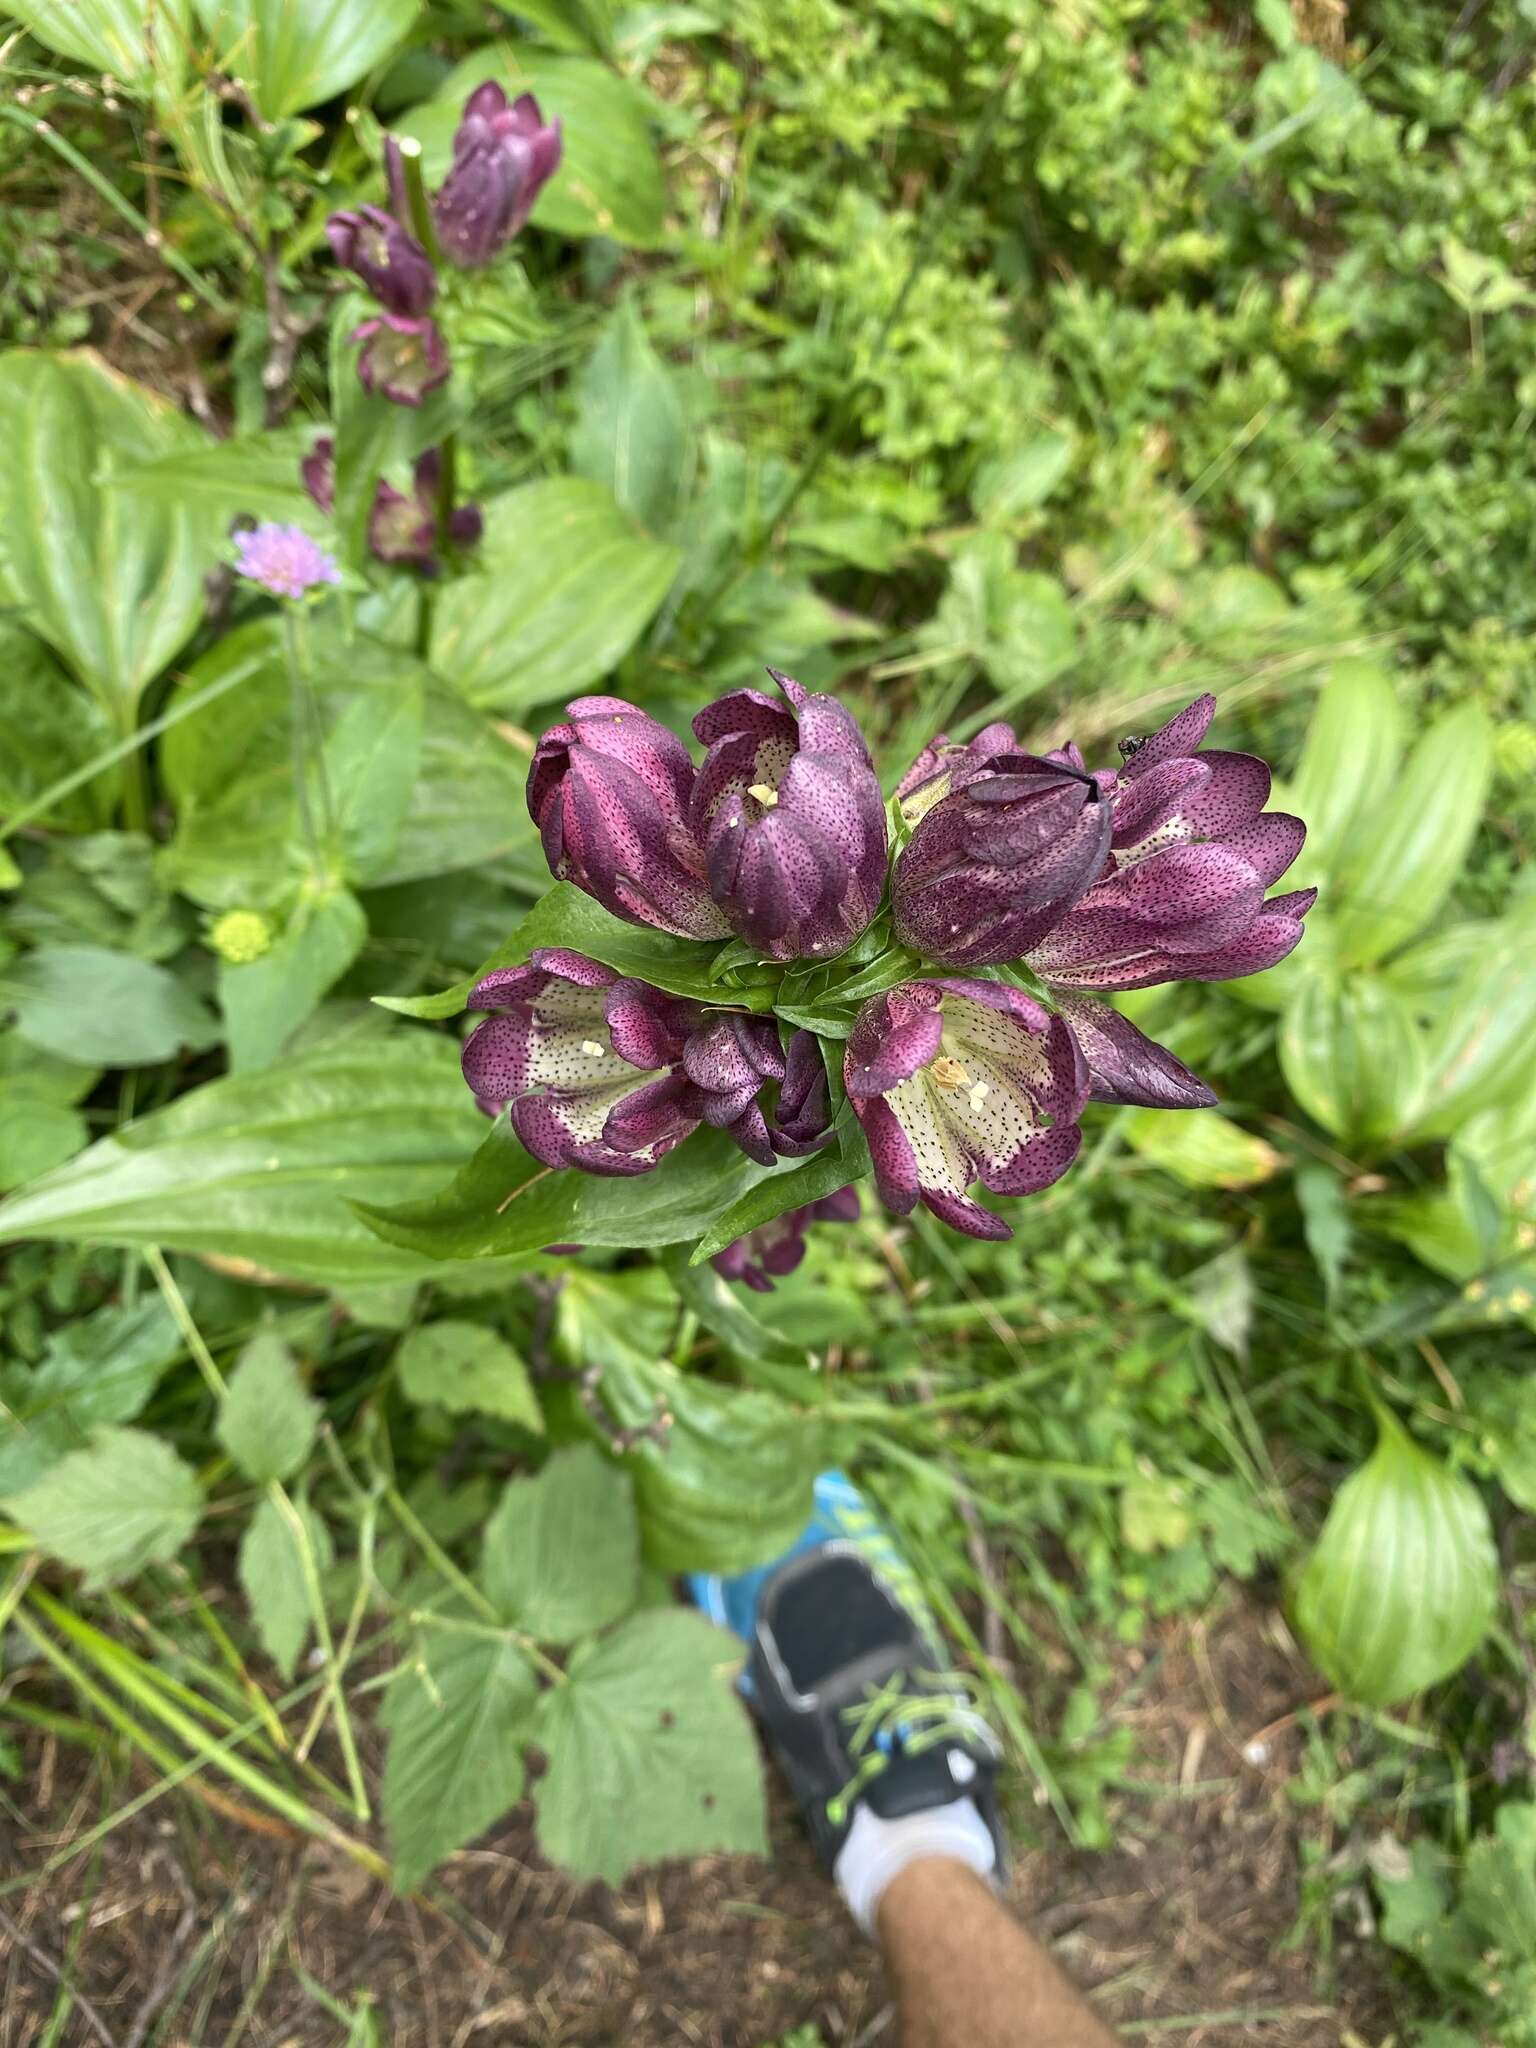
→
(877, 1856, 1117, 2048)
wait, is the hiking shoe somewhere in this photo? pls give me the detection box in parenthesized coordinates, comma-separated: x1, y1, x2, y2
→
(688, 1472, 1008, 1873)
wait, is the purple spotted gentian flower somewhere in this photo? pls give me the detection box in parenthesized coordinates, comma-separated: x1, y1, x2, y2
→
(712, 1186, 861, 1292)
(528, 698, 731, 942)
(233, 522, 340, 600)
(844, 980, 1087, 1240)
(461, 951, 788, 1172)
(352, 313, 450, 406)
(302, 438, 482, 575)
(434, 85, 563, 267)
(767, 1030, 834, 1156)
(325, 206, 436, 318)
(690, 668, 888, 962)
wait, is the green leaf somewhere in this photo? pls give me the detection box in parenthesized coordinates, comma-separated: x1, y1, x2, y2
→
(0, 1035, 513, 1288)
(1292, 1408, 1498, 1707)
(480, 1445, 637, 1642)
(196, 0, 421, 118)
(1295, 1163, 1351, 1303)
(381, 1630, 536, 1890)
(425, 480, 679, 713)
(973, 432, 1075, 519)
(378, 883, 736, 1021)
(3, 0, 192, 90)
(533, 1610, 764, 1884)
(0, 944, 219, 1069)
(107, 428, 318, 527)
(0, 1299, 181, 1495)
(1280, 968, 1427, 1145)
(0, 1095, 88, 1194)
(394, 1319, 543, 1430)
(570, 297, 689, 534)
(1331, 702, 1494, 967)
(402, 46, 666, 248)
(0, 628, 118, 831)
(5, 1426, 201, 1588)
(221, 887, 368, 1072)
(1401, 900, 1536, 1142)
(688, 1120, 868, 1265)
(239, 1492, 333, 1678)
(1460, 1801, 1536, 1957)
(217, 1333, 320, 1483)
(1288, 660, 1406, 882)
(0, 351, 208, 713)
(1122, 1109, 1281, 1189)
(664, 1249, 811, 1367)
(1186, 1244, 1253, 1360)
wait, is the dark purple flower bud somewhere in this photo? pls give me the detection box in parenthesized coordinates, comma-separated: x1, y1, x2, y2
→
(767, 1029, 833, 1156)
(352, 313, 450, 406)
(301, 434, 336, 515)
(434, 84, 563, 268)
(712, 1186, 861, 1292)
(844, 979, 1087, 1240)
(1048, 993, 1217, 1110)
(892, 750, 1113, 968)
(528, 697, 730, 942)
(461, 949, 702, 1174)
(1025, 696, 1313, 993)
(690, 667, 888, 963)
(895, 720, 1023, 817)
(679, 1013, 786, 1165)
(326, 205, 436, 317)
(301, 440, 482, 578)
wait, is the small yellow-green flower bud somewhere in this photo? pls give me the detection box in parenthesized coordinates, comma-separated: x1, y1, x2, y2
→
(210, 910, 274, 964)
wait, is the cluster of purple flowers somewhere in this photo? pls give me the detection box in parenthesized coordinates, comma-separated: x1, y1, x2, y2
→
(327, 85, 561, 407)
(462, 672, 1313, 1262)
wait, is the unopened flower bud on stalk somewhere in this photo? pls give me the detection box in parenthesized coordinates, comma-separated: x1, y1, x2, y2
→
(434, 84, 563, 267)
(325, 205, 437, 318)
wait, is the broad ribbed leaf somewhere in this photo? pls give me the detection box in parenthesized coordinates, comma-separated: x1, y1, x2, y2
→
(480, 1446, 637, 1642)
(107, 428, 317, 526)
(0, 944, 219, 1069)
(1293, 1408, 1497, 1706)
(0, 628, 118, 831)
(1281, 968, 1427, 1146)
(5, 0, 191, 88)
(221, 887, 368, 1072)
(1331, 702, 1494, 967)
(533, 1611, 764, 1885)
(1288, 660, 1405, 879)
(1401, 899, 1536, 1142)
(0, 1035, 512, 1287)
(196, 0, 421, 118)
(570, 298, 689, 534)
(400, 46, 666, 248)
(426, 481, 679, 713)
(1122, 1110, 1281, 1189)
(0, 352, 208, 712)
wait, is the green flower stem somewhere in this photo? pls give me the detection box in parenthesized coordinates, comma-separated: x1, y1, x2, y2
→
(281, 602, 338, 873)
(385, 1486, 568, 1688)
(395, 137, 443, 267)
(116, 707, 151, 834)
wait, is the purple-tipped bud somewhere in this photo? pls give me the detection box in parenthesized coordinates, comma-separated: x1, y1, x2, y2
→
(690, 668, 888, 963)
(679, 1013, 786, 1165)
(845, 978, 1087, 1240)
(893, 749, 1113, 968)
(1026, 695, 1314, 993)
(352, 313, 450, 407)
(434, 84, 563, 267)
(301, 435, 336, 515)
(768, 1030, 834, 1155)
(528, 697, 731, 942)
(712, 1186, 860, 1292)
(1049, 993, 1218, 1110)
(326, 205, 436, 317)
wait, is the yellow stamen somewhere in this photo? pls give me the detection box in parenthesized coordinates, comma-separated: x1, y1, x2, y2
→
(747, 782, 779, 806)
(580, 1039, 605, 1058)
(931, 1056, 970, 1092)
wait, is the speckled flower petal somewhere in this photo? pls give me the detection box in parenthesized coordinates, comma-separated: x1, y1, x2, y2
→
(1052, 994, 1217, 1109)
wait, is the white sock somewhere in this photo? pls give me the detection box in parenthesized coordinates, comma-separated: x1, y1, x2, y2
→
(833, 1797, 998, 1938)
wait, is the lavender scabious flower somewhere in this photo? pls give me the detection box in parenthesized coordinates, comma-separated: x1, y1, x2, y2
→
(352, 313, 450, 406)
(712, 1186, 861, 1292)
(233, 522, 340, 600)
(302, 439, 482, 576)
(690, 668, 888, 962)
(325, 205, 436, 318)
(461, 950, 789, 1172)
(528, 698, 730, 942)
(434, 85, 563, 267)
(845, 979, 1087, 1241)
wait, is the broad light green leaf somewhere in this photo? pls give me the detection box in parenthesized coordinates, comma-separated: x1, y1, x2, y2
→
(0, 1096, 88, 1194)
(401, 46, 666, 248)
(0, 628, 118, 831)
(6, 1426, 201, 1588)
(480, 1446, 637, 1642)
(381, 1631, 537, 1890)
(239, 1491, 333, 1677)
(426, 480, 678, 713)
(1122, 1110, 1281, 1189)
(1293, 1407, 1497, 1706)
(687, 1115, 870, 1265)
(1280, 968, 1427, 1146)
(217, 1332, 320, 1483)
(107, 428, 318, 527)
(570, 297, 690, 535)
(0, 1035, 509, 1287)
(0, 1299, 181, 1495)
(0, 351, 208, 713)
(221, 887, 368, 1073)
(1295, 1162, 1351, 1303)
(1331, 702, 1494, 967)
(394, 1319, 543, 1430)
(1288, 659, 1405, 880)
(0, 944, 219, 1069)
(4, 0, 192, 89)
(973, 432, 1075, 519)
(196, 0, 421, 118)
(1401, 899, 1536, 1142)
(534, 1610, 764, 1884)
(378, 882, 736, 1021)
